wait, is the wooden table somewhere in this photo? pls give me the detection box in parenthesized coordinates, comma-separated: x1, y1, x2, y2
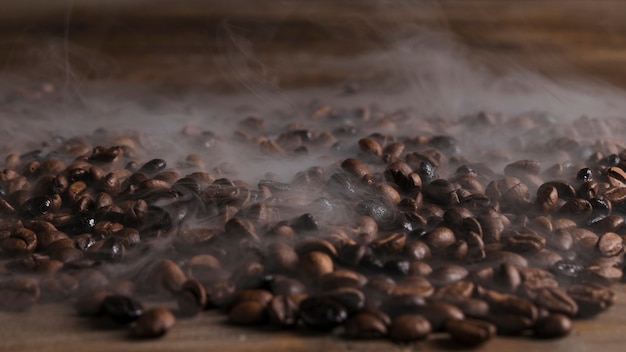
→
(2, 1, 626, 351)
(0, 282, 624, 352)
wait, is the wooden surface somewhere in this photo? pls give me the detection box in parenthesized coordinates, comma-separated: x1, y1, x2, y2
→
(3, 1, 626, 91)
(2, 1, 626, 351)
(1, 284, 625, 352)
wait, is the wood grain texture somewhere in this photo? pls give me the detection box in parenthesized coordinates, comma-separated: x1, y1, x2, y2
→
(2, 1, 626, 90)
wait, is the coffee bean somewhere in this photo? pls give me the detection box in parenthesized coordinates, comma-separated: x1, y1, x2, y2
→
(131, 307, 175, 338)
(228, 300, 267, 325)
(446, 318, 496, 346)
(324, 287, 365, 314)
(429, 265, 469, 286)
(533, 313, 572, 338)
(103, 295, 144, 324)
(298, 251, 333, 279)
(0, 277, 40, 311)
(176, 279, 207, 317)
(389, 314, 431, 342)
(567, 283, 615, 317)
(344, 312, 388, 339)
(523, 286, 578, 317)
(456, 298, 490, 319)
(268, 276, 307, 296)
(148, 259, 187, 294)
(299, 296, 348, 331)
(2, 227, 37, 256)
(268, 294, 300, 328)
(596, 232, 624, 257)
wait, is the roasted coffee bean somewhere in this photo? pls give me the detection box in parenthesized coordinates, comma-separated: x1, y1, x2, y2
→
(596, 232, 624, 257)
(567, 283, 616, 317)
(0, 278, 40, 311)
(325, 287, 365, 314)
(2, 227, 37, 256)
(413, 301, 464, 331)
(228, 300, 267, 325)
(446, 318, 496, 346)
(269, 276, 307, 296)
(299, 296, 348, 331)
(484, 250, 528, 268)
(423, 179, 459, 206)
(176, 279, 207, 317)
(231, 289, 273, 308)
(298, 251, 333, 279)
(456, 298, 490, 319)
(370, 232, 406, 256)
(103, 295, 144, 324)
(585, 265, 623, 284)
(493, 263, 521, 292)
(268, 294, 300, 328)
(264, 242, 299, 273)
(422, 226, 456, 252)
(131, 307, 176, 339)
(389, 314, 431, 342)
(533, 313, 572, 338)
(148, 259, 187, 294)
(506, 233, 546, 254)
(429, 265, 469, 286)
(524, 287, 578, 317)
(344, 311, 388, 339)
(479, 288, 538, 322)
(576, 168, 594, 183)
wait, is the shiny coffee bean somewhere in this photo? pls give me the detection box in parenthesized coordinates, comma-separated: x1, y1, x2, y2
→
(533, 313, 572, 338)
(103, 295, 144, 324)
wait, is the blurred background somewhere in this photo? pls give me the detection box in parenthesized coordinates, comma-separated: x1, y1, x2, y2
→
(2, 0, 626, 96)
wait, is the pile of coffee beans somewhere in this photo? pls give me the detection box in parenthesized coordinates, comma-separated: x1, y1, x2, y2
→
(1, 105, 625, 346)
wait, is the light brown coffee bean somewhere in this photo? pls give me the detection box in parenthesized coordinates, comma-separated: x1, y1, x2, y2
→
(228, 301, 267, 325)
(131, 307, 176, 338)
(299, 251, 333, 279)
(149, 259, 187, 294)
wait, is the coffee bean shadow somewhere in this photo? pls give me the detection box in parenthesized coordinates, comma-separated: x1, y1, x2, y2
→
(80, 315, 130, 331)
(427, 335, 479, 350)
(215, 318, 335, 338)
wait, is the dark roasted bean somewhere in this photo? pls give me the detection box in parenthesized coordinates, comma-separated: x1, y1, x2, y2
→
(103, 295, 144, 324)
(533, 313, 572, 338)
(299, 296, 348, 331)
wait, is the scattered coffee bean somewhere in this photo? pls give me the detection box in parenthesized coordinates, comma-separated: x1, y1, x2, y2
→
(131, 307, 176, 339)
